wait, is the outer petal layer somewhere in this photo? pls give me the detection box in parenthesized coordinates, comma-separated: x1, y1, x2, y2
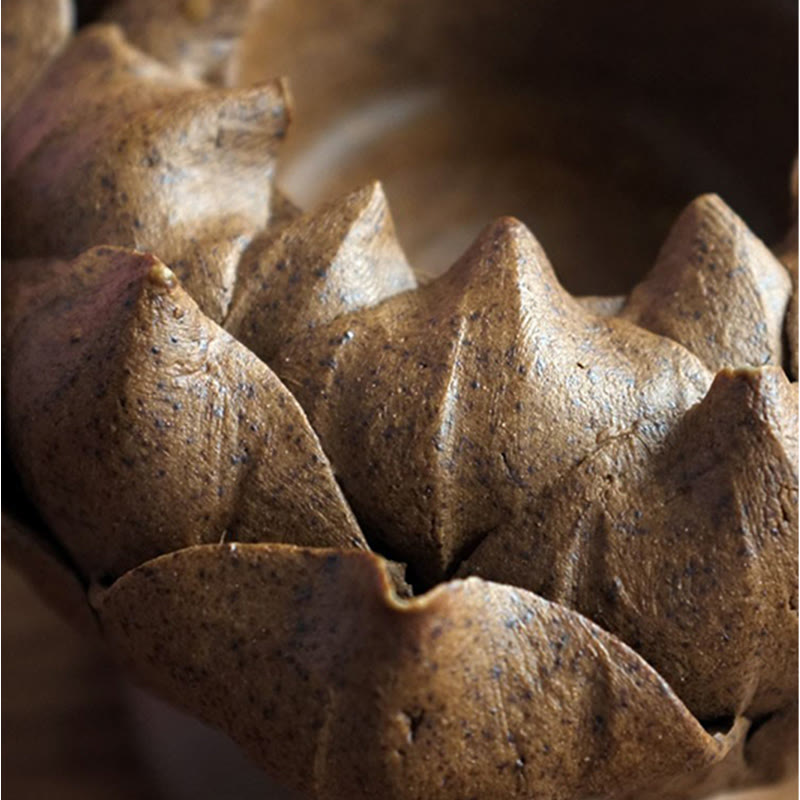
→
(98, 543, 732, 800)
(4, 247, 367, 583)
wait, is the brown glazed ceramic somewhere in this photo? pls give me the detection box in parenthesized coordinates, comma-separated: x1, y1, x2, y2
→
(1, 1, 797, 799)
(4, 248, 368, 583)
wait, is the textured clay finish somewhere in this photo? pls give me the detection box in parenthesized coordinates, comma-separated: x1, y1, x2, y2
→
(97, 543, 732, 800)
(5, 247, 366, 583)
(2, 24, 290, 322)
(277, 216, 713, 583)
(0, 0, 72, 124)
(461, 368, 798, 720)
(226, 181, 417, 366)
(622, 195, 791, 371)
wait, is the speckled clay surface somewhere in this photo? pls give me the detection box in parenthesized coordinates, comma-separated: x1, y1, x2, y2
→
(1, 2, 797, 799)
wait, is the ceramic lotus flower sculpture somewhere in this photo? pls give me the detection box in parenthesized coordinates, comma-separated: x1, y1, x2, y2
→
(2, 8, 797, 800)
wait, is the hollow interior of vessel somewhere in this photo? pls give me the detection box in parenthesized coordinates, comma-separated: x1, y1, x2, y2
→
(239, 0, 797, 293)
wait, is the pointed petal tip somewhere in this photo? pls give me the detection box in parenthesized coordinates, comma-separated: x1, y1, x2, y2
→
(335, 179, 389, 218)
(146, 259, 179, 291)
(198, 78, 293, 138)
(702, 366, 796, 437)
(457, 216, 542, 265)
(710, 364, 791, 395)
(678, 192, 739, 228)
(450, 215, 567, 300)
(482, 215, 534, 243)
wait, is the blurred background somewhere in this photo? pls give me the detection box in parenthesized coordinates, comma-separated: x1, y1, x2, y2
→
(242, 0, 798, 289)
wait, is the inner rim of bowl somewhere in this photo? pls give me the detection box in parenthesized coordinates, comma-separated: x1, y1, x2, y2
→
(239, 0, 797, 292)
